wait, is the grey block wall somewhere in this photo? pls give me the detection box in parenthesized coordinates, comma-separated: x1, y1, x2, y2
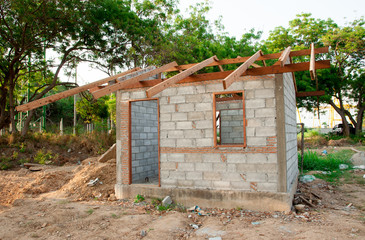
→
(283, 72, 299, 191)
(131, 100, 159, 183)
(216, 101, 244, 144)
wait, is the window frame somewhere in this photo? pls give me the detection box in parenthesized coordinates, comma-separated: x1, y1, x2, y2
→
(212, 90, 247, 148)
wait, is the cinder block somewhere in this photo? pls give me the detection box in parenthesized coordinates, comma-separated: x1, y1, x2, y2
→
(195, 120, 212, 129)
(255, 163, 277, 173)
(206, 83, 223, 92)
(130, 91, 146, 99)
(221, 172, 242, 181)
(178, 103, 195, 112)
(177, 162, 194, 171)
(255, 89, 275, 99)
(160, 138, 175, 148)
(160, 113, 171, 122)
(245, 109, 255, 118)
(204, 129, 214, 138)
(264, 118, 276, 127)
(184, 129, 203, 138)
(171, 112, 188, 121)
(267, 173, 278, 182)
(213, 163, 227, 172)
(257, 182, 277, 192)
(203, 172, 221, 181)
(202, 154, 221, 163)
(121, 92, 130, 100)
(186, 171, 203, 180)
(255, 108, 276, 118)
(196, 138, 212, 147)
(264, 80, 275, 89)
(195, 85, 206, 93)
(243, 80, 263, 89)
(160, 105, 175, 113)
(176, 121, 192, 130)
(230, 81, 244, 89)
(188, 112, 205, 120)
(161, 178, 177, 186)
(246, 127, 255, 136)
(212, 181, 231, 189)
(167, 130, 184, 138)
(231, 181, 250, 190)
(194, 180, 212, 189)
(195, 162, 212, 171)
(245, 99, 265, 108)
(256, 127, 276, 137)
(169, 171, 186, 180)
(177, 86, 196, 95)
(236, 163, 257, 172)
(176, 138, 193, 147)
(246, 153, 268, 163)
(167, 153, 185, 162)
(246, 137, 267, 146)
(227, 154, 246, 163)
(227, 164, 236, 172)
(161, 87, 177, 97)
(195, 102, 213, 111)
(246, 172, 267, 182)
(177, 179, 194, 187)
(170, 95, 186, 103)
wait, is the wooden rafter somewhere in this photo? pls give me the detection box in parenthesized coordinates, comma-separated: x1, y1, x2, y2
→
(223, 50, 262, 89)
(274, 46, 291, 67)
(15, 68, 140, 112)
(92, 61, 178, 99)
(296, 91, 325, 97)
(290, 57, 297, 92)
(164, 47, 329, 72)
(310, 43, 316, 80)
(146, 56, 218, 98)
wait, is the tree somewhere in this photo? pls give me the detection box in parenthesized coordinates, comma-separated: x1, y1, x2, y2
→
(264, 13, 365, 136)
(0, 0, 159, 135)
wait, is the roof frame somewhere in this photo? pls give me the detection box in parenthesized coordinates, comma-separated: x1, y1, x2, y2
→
(274, 46, 291, 67)
(146, 56, 219, 98)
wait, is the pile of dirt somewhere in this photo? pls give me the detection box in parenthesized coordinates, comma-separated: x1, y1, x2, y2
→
(59, 157, 116, 201)
(328, 138, 350, 146)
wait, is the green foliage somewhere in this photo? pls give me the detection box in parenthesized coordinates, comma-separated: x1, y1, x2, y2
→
(76, 94, 109, 123)
(34, 150, 58, 165)
(0, 157, 12, 170)
(300, 150, 353, 171)
(86, 209, 94, 215)
(134, 194, 145, 203)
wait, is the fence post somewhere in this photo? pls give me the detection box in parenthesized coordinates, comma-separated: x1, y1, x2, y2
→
(60, 118, 63, 135)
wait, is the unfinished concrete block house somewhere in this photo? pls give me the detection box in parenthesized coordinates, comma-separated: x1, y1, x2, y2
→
(17, 45, 330, 211)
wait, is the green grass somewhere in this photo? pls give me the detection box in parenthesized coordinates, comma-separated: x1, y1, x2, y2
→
(300, 149, 353, 171)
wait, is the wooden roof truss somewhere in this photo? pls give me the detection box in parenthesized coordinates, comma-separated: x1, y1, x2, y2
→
(16, 45, 330, 112)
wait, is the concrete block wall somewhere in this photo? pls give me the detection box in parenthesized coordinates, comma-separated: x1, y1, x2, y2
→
(216, 101, 244, 144)
(117, 75, 280, 193)
(131, 100, 159, 183)
(283, 72, 299, 191)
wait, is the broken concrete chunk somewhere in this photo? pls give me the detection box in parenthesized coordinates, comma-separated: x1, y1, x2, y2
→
(339, 164, 348, 170)
(299, 175, 315, 183)
(162, 196, 172, 206)
(87, 178, 99, 187)
(294, 204, 306, 211)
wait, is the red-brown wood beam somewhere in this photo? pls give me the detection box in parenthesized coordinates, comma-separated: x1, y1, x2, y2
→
(296, 90, 325, 97)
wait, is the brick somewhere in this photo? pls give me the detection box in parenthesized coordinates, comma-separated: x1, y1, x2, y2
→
(227, 154, 246, 163)
(203, 172, 221, 181)
(176, 121, 192, 130)
(187, 112, 205, 120)
(186, 171, 203, 180)
(245, 99, 265, 108)
(256, 127, 276, 137)
(176, 138, 193, 147)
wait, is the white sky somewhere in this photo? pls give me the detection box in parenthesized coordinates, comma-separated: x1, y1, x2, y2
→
(63, 0, 365, 85)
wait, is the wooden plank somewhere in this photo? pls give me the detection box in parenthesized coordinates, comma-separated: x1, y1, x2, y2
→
(15, 68, 140, 112)
(274, 46, 291, 67)
(146, 56, 218, 98)
(310, 43, 316, 80)
(223, 50, 262, 89)
(163, 47, 329, 72)
(92, 61, 178, 99)
(296, 90, 325, 97)
(290, 57, 297, 92)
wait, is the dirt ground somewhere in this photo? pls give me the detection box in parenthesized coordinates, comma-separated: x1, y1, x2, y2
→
(1, 157, 365, 240)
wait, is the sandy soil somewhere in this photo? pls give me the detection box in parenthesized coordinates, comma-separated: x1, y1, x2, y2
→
(0, 158, 365, 240)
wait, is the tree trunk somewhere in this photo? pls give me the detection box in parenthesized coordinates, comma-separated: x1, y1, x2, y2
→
(355, 105, 365, 135)
(8, 84, 17, 134)
(21, 110, 35, 136)
(329, 99, 350, 136)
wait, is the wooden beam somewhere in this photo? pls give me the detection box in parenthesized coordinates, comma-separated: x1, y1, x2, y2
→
(104, 61, 330, 91)
(15, 68, 140, 112)
(223, 50, 262, 89)
(274, 46, 291, 67)
(252, 63, 262, 68)
(290, 57, 297, 92)
(296, 90, 325, 97)
(310, 43, 316, 80)
(164, 47, 329, 72)
(92, 61, 178, 99)
(146, 56, 218, 98)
